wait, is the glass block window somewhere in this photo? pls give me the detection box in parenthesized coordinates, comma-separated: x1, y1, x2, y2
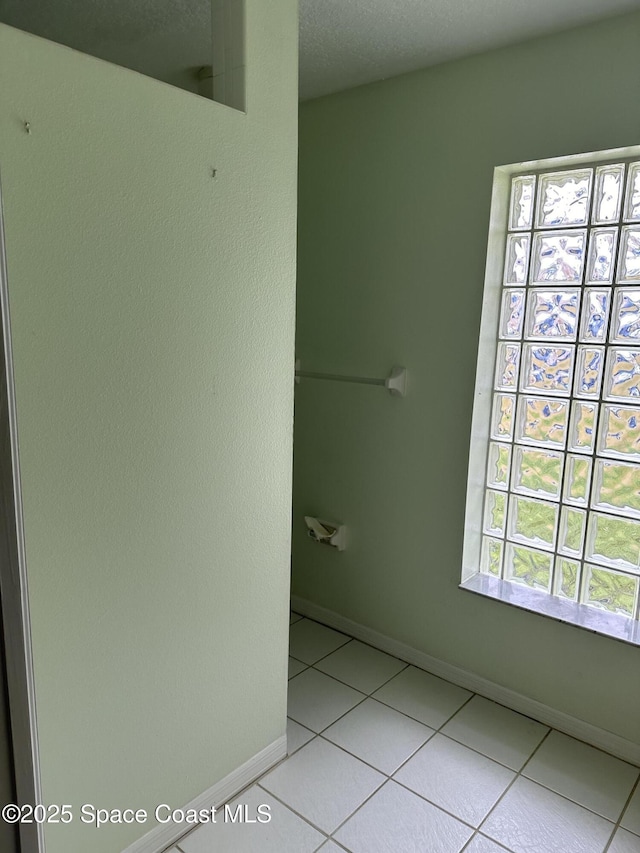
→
(479, 160, 640, 623)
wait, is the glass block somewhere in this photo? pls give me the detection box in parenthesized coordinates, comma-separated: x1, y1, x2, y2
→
(604, 348, 640, 401)
(504, 543, 552, 591)
(554, 558, 579, 600)
(583, 565, 638, 618)
(623, 162, 640, 222)
(611, 288, 640, 343)
(504, 235, 530, 284)
(617, 227, 640, 283)
(511, 446, 563, 500)
(499, 289, 525, 339)
(568, 401, 597, 453)
(575, 346, 604, 399)
(535, 169, 592, 228)
(585, 512, 640, 572)
(520, 344, 574, 396)
(507, 495, 557, 550)
(516, 396, 568, 448)
(490, 394, 515, 441)
(525, 289, 579, 340)
(597, 404, 640, 461)
(531, 231, 586, 285)
(558, 507, 586, 557)
(484, 490, 506, 536)
(593, 163, 624, 224)
(585, 228, 617, 284)
(481, 537, 503, 577)
(563, 454, 592, 506)
(592, 458, 640, 519)
(509, 175, 536, 230)
(494, 342, 520, 390)
(579, 288, 610, 343)
(486, 442, 511, 490)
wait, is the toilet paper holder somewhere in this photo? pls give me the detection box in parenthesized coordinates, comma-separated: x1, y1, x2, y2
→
(304, 516, 347, 551)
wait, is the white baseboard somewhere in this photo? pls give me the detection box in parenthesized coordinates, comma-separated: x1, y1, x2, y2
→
(291, 595, 640, 767)
(121, 735, 287, 853)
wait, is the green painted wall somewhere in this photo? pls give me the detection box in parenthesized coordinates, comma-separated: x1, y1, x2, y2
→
(294, 11, 640, 746)
(0, 3, 297, 850)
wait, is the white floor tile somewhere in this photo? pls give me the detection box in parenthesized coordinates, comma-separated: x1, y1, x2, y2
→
(372, 666, 471, 729)
(178, 785, 324, 853)
(289, 656, 307, 679)
(441, 695, 548, 770)
(522, 730, 639, 821)
(288, 668, 365, 732)
(290, 612, 304, 625)
(609, 828, 640, 853)
(289, 619, 351, 664)
(323, 697, 434, 775)
(259, 738, 384, 834)
(315, 640, 407, 694)
(482, 777, 614, 853)
(394, 733, 514, 826)
(334, 780, 473, 853)
(463, 835, 512, 853)
(621, 783, 640, 835)
(287, 718, 315, 754)
(316, 842, 345, 852)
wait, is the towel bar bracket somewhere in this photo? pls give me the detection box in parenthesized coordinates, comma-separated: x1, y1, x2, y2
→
(294, 361, 407, 397)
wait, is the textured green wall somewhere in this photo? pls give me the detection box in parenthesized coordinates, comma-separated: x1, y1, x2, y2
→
(0, 3, 297, 850)
(293, 11, 640, 745)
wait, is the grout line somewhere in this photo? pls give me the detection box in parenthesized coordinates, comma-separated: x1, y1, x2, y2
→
(520, 725, 640, 769)
(320, 631, 414, 668)
(321, 776, 389, 840)
(284, 615, 636, 852)
(600, 820, 620, 853)
(288, 653, 311, 665)
(315, 730, 409, 779)
(472, 727, 632, 852)
(299, 613, 639, 775)
(288, 639, 355, 669)
(289, 618, 354, 666)
(387, 775, 481, 832)
(310, 658, 410, 695)
(304, 659, 638, 798)
(474, 727, 552, 837)
(289, 689, 489, 838)
(320, 836, 350, 852)
(292, 599, 640, 760)
(464, 692, 553, 732)
(254, 781, 336, 840)
(516, 735, 640, 826)
(309, 666, 410, 697)
(288, 666, 310, 680)
(296, 691, 370, 736)
(370, 683, 473, 732)
(460, 830, 513, 852)
(280, 726, 484, 836)
(298, 664, 365, 698)
(603, 775, 640, 852)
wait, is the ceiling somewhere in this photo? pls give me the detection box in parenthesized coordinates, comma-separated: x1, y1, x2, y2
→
(299, 0, 640, 100)
(1, 0, 639, 101)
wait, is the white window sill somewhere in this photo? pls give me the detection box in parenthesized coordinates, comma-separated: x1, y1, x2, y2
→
(460, 574, 640, 647)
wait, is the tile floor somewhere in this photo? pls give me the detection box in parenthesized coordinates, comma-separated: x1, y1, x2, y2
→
(168, 613, 640, 853)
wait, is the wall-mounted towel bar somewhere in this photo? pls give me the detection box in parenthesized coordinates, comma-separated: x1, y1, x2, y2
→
(294, 362, 407, 397)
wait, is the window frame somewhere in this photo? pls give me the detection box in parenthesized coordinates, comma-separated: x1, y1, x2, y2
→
(461, 143, 640, 647)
